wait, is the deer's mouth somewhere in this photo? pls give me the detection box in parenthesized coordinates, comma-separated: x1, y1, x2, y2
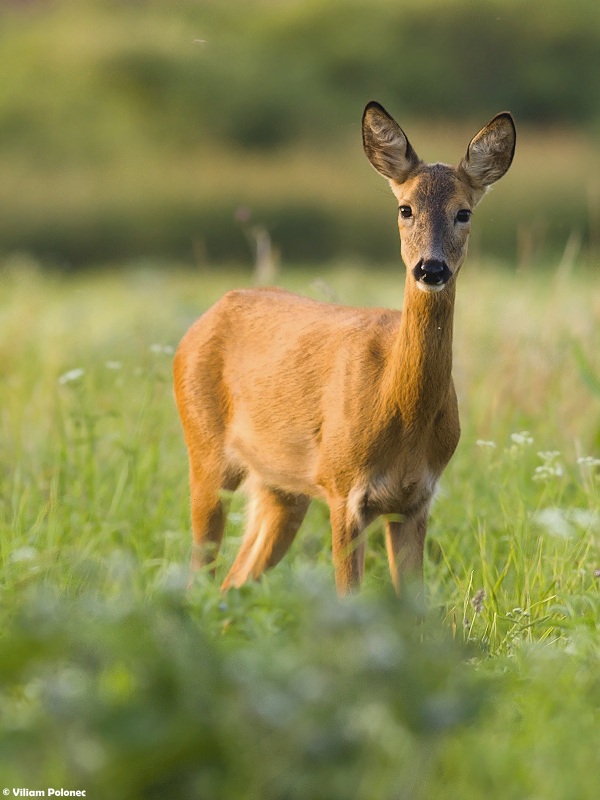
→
(412, 259, 452, 292)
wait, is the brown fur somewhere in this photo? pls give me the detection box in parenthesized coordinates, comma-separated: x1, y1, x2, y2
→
(173, 102, 516, 596)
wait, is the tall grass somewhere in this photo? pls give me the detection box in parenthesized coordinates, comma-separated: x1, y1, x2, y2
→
(0, 258, 599, 796)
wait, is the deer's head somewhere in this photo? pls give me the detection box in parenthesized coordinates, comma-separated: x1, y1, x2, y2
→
(362, 102, 516, 293)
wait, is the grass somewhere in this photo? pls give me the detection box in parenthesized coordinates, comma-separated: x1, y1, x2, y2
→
(0, 257, 599, 796)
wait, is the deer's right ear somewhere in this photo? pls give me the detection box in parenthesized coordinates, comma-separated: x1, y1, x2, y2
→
(362, 101, 420, 183)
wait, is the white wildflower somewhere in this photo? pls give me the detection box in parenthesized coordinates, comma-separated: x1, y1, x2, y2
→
(511, 431, 534, 446)
(533, 507, 573, 539)
(58, 367, 85, 385)
(570, 509, 600, 530)
(10, 546, 38, 563)
(150, 344, 174, 355)
(476, 439, 496, 448)
(538, 450, 561, 461)
(533, 465, 564, 481)
(577, 456, 600, 468)
(533, 507, 598, 539)
(532, 451, 564, 482)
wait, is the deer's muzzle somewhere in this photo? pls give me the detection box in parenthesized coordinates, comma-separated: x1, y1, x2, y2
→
(412, 259, 452, 291)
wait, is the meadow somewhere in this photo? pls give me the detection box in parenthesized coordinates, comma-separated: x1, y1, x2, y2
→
(0, 256, 599, 797)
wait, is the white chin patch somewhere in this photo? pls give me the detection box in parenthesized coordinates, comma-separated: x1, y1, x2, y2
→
(416, 280, 446, 293)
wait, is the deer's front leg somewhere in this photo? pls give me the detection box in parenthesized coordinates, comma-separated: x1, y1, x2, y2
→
(384, 509, 428, 596)
(329, 498, 367, 596)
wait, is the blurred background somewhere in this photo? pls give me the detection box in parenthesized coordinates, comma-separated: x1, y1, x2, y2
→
(0, 0, 599, 272)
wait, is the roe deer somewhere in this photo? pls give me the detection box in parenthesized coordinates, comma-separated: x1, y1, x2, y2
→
(174, 102, 516, 596)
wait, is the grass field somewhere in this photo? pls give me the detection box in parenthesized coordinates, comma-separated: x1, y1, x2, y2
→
(1, 257, 599, 797)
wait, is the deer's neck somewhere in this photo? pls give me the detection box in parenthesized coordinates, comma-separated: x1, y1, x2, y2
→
(384, 277, 456, 428)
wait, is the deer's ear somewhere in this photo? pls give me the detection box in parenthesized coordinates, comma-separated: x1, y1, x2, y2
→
(459, 112, 516, 189)
(362, 101, 420, 183)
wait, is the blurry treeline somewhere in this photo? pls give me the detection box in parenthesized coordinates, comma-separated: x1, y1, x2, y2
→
(0, 0, 599, 268)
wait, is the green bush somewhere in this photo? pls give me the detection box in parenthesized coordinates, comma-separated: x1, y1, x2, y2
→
(0, 581, 483, 799)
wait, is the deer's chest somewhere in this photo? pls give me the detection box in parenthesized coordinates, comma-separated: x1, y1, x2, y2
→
(347, 463, 438, 528)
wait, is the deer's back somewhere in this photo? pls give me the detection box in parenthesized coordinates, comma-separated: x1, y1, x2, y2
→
(173, 289, 404, 493)
(176, 288, 401, 393)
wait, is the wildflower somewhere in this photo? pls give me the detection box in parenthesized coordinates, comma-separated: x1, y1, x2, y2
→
(506, 431, 534, 459)
(58, 367, 85, 385)
(577, 456, 600, 468)
(533, 451, 564, 482)
(10, 546, 38, 563)
(533, 507, 573, 539)
(471, 588, 486, 614)
(569, 509, 599, 529)
(511, 431, 533, 446)
(538, 450, 561, 461)
(534, 506, 599, 540)
(533, 465, 564, 481)
(149, 344, 174, 355)
(475, 439, 496, 449)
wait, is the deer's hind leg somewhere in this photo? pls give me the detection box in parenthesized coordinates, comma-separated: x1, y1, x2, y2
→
(174, 346, 245, 579)
(188, 458, 244, 574)
(221, 479, 310, 591)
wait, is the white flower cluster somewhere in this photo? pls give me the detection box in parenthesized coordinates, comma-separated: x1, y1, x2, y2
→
(58, 367, 85, 385)
(475, 432, 599, 485)
(577, 456, 600, 469)
(533, 451, 564, 482)
(511, 431, 534, 446)
(150, 343, 174, 355)
(533, 507, 599, 539)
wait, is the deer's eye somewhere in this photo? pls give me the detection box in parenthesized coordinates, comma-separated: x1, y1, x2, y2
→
(399, 205, 413, 219)
(456, 209, 471, 223)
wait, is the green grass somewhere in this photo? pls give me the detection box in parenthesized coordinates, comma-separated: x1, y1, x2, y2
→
(1, 258, 599, 797)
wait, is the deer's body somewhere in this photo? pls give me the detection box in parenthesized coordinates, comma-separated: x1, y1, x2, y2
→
(174, 102, 515, 595)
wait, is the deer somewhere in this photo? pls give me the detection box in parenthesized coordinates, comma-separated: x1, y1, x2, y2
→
(173, 101, 516, 597)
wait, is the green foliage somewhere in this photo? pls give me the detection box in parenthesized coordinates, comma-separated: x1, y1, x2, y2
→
(0, 0, 599, 265)
(2, 0, 599, 156)
(0, 581, 483, 798)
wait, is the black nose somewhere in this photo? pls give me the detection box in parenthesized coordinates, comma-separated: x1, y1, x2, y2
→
(412, 259, 452, 286)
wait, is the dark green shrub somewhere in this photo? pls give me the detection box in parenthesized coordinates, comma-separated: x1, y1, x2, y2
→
(0, 578, 484, 798)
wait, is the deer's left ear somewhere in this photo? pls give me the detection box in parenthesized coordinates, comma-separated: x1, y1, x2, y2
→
(459, 112, 516, 189)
